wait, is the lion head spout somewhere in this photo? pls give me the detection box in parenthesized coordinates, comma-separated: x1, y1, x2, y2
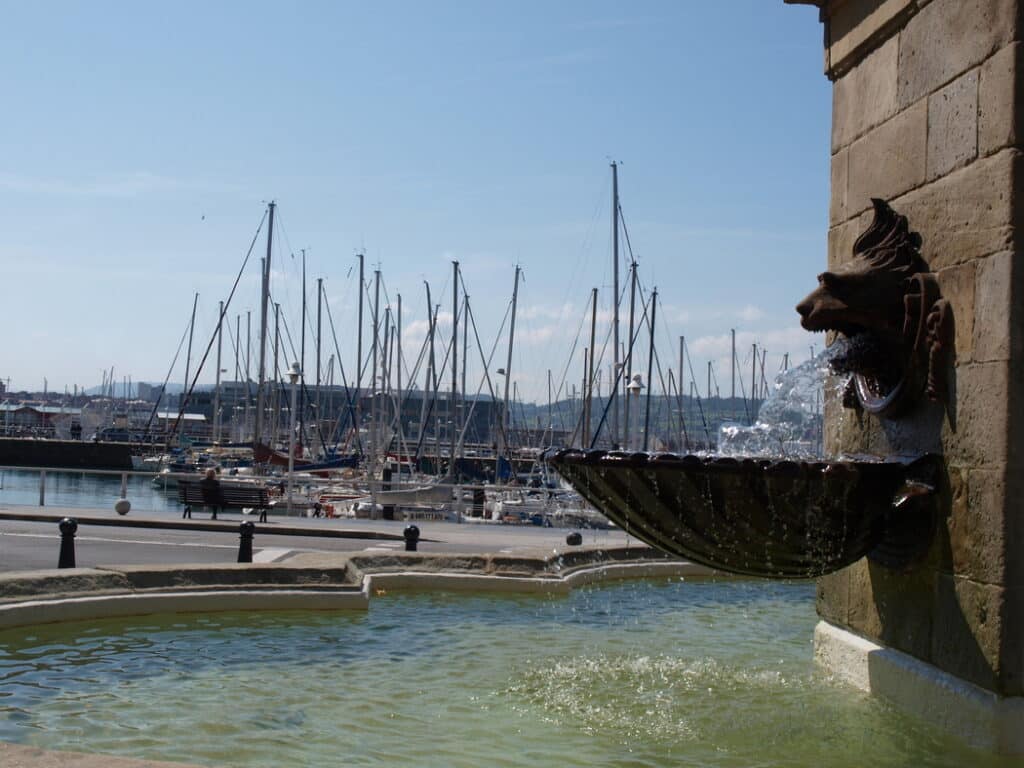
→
(796, 199, 927, 344)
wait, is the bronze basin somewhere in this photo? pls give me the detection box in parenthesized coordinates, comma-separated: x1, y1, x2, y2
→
(545, 449, 937, 579)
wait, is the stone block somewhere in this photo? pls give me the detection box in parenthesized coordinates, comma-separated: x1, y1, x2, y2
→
(847, 559, 937, 663)
(931, 574, 1008, 693)
(832, 34, 900, 152)
(927, 68, 979, 181)
(817, 569, 850, 625)
(943, 361, 1010, 466)
(890, 148, 1020, 270)
(980, 42, 1024, 157)
(974, 251, 1014, 362)
(848, 99, 927, 215)
(830, 148, 849, 225)
(827, 209, 872, 269)
(826, 0, 916, 80)
(936, 261, 975, 364)
(898, 0, 1018, 108)
(946, 466, 1008, 585)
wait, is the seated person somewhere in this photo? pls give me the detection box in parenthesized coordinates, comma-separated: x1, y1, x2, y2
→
(199, 467, 224, 520)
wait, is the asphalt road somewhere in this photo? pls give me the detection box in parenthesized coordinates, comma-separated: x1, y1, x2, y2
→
(0, 505, 632, 573)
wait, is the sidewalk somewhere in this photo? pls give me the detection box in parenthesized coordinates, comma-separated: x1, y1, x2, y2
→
(0, 503, 634, 552)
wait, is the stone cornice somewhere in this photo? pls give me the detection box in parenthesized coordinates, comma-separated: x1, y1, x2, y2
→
(787, 0, 929, 80)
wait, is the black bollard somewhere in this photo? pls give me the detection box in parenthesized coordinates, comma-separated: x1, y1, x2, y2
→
(566, 531, 583, 546)
(238, 520, 255, 563)
(58, 517, 78, 568)
(403, 524, 420, 552)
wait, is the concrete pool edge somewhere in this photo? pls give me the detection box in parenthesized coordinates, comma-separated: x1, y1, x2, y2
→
(0, 547, 718, 631)
(814, 620, 1024, 755)
(362, 559, 716, 594)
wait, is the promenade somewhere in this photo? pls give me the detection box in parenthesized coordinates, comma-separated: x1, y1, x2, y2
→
(0, 503, 636, 573)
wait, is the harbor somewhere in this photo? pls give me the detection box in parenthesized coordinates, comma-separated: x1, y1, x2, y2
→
(4, 0, 1024, 766)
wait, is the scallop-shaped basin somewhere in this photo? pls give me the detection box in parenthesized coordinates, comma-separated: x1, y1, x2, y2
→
(545, 449, 938, 579)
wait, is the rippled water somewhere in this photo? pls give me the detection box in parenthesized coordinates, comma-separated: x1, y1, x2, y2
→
(0, 469, 178, 512)
(0, 580, 1012, 767)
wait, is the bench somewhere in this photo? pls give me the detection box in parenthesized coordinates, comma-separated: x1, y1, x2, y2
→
(177, 479, 272, 522)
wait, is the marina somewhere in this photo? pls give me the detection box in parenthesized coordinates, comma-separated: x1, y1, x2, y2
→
(3, 0, 1023, 765)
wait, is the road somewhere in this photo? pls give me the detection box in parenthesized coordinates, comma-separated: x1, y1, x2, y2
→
(0, 505, 632, 573)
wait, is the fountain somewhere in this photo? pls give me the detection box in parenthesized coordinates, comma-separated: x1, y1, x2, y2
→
(551, 0, 1024, 753)
(548, 198, 949, 580)
(1, 2, 1021, 763)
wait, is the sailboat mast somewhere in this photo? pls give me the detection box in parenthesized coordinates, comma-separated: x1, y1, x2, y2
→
(383, 308, 392, 442)
(623, 260, 637, 445)
(450, 260, 459, 470)
(753, 342, 761, 415)
(585, 287, 597, 446)
(213, 300, 223, 444)
(245, 311, 252, 437)
(611, 161, 620, 448)
(422, 282, 435, 461)
(731, 328, 736, 401)
(548, 368, 553, 447)
(461, 291, 469, 441)
(396, 292, 403, 485)
(643, 289, 657, 451)
(299, 249, 307, 451)
(371, 269, 381, 467)
(316, 276, 323, 439)
(356, 253, 365, 452)
(273, 302, 280, 445)
(184, 292, 198, 399)
(678, 335, 685, 448)
(581, 351, 588, 448)
(255, 200, 274, 452)
(501, 266, 521, 464)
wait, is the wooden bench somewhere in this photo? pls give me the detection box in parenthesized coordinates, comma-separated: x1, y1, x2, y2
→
(178, 479, 272, 522)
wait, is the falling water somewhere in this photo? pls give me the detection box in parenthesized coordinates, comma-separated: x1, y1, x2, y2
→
(717, 344, 849, 460)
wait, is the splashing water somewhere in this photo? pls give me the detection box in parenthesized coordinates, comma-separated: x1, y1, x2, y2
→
(717, 344, 849, 460)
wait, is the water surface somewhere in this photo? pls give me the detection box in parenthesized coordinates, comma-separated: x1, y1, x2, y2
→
(0, 580, 1011, 767)
(0, 469, 177, 512)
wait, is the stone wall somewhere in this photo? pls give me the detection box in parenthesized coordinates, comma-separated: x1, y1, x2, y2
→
(807, 0, 1023, 696)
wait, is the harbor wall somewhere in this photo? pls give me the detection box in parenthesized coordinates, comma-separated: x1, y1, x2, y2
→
(0, 438, 133, 471)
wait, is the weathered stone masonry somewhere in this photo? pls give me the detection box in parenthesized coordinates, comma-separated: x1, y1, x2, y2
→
(790, 0, 1024, 697)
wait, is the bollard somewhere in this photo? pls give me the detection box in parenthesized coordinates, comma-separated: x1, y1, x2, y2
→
(238, 521, 255, 563)
(403, 524, 420, 552)
(58, 517, 78, 568)
(566, 531, 583, 546)
(39, 470, 46, 506)
(115, 472, 131, 515)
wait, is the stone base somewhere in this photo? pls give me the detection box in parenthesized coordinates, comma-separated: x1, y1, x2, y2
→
(814, 620, 1024, 755)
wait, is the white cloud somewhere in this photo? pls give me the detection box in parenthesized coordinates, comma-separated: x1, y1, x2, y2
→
(737, 304, 765, 322)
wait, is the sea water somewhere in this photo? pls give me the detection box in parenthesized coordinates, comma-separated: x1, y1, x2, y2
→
(0, 579, 1012, 767)
(0, 469, 178, 513)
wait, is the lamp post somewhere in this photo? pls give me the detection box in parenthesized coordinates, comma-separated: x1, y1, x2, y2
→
(287, 362, 302, 516)
(626, 373, 644, 451)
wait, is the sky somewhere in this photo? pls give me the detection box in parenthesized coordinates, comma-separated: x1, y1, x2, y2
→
(0, 1, 830, 405)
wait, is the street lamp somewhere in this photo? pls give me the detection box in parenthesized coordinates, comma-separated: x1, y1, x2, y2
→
(287, 362, 302, 516)
(626, 373, 644, 451)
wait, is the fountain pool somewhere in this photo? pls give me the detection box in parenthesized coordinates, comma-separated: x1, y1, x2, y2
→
(0, 579, 1011, 767)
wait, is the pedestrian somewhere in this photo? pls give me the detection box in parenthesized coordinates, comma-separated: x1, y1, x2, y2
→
(199, 467, 223, 520)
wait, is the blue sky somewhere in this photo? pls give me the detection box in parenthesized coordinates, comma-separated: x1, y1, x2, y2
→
(0, 1, 829, 403)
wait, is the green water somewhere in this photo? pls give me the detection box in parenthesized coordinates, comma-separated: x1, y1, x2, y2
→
(0, 580, 1013, 767)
